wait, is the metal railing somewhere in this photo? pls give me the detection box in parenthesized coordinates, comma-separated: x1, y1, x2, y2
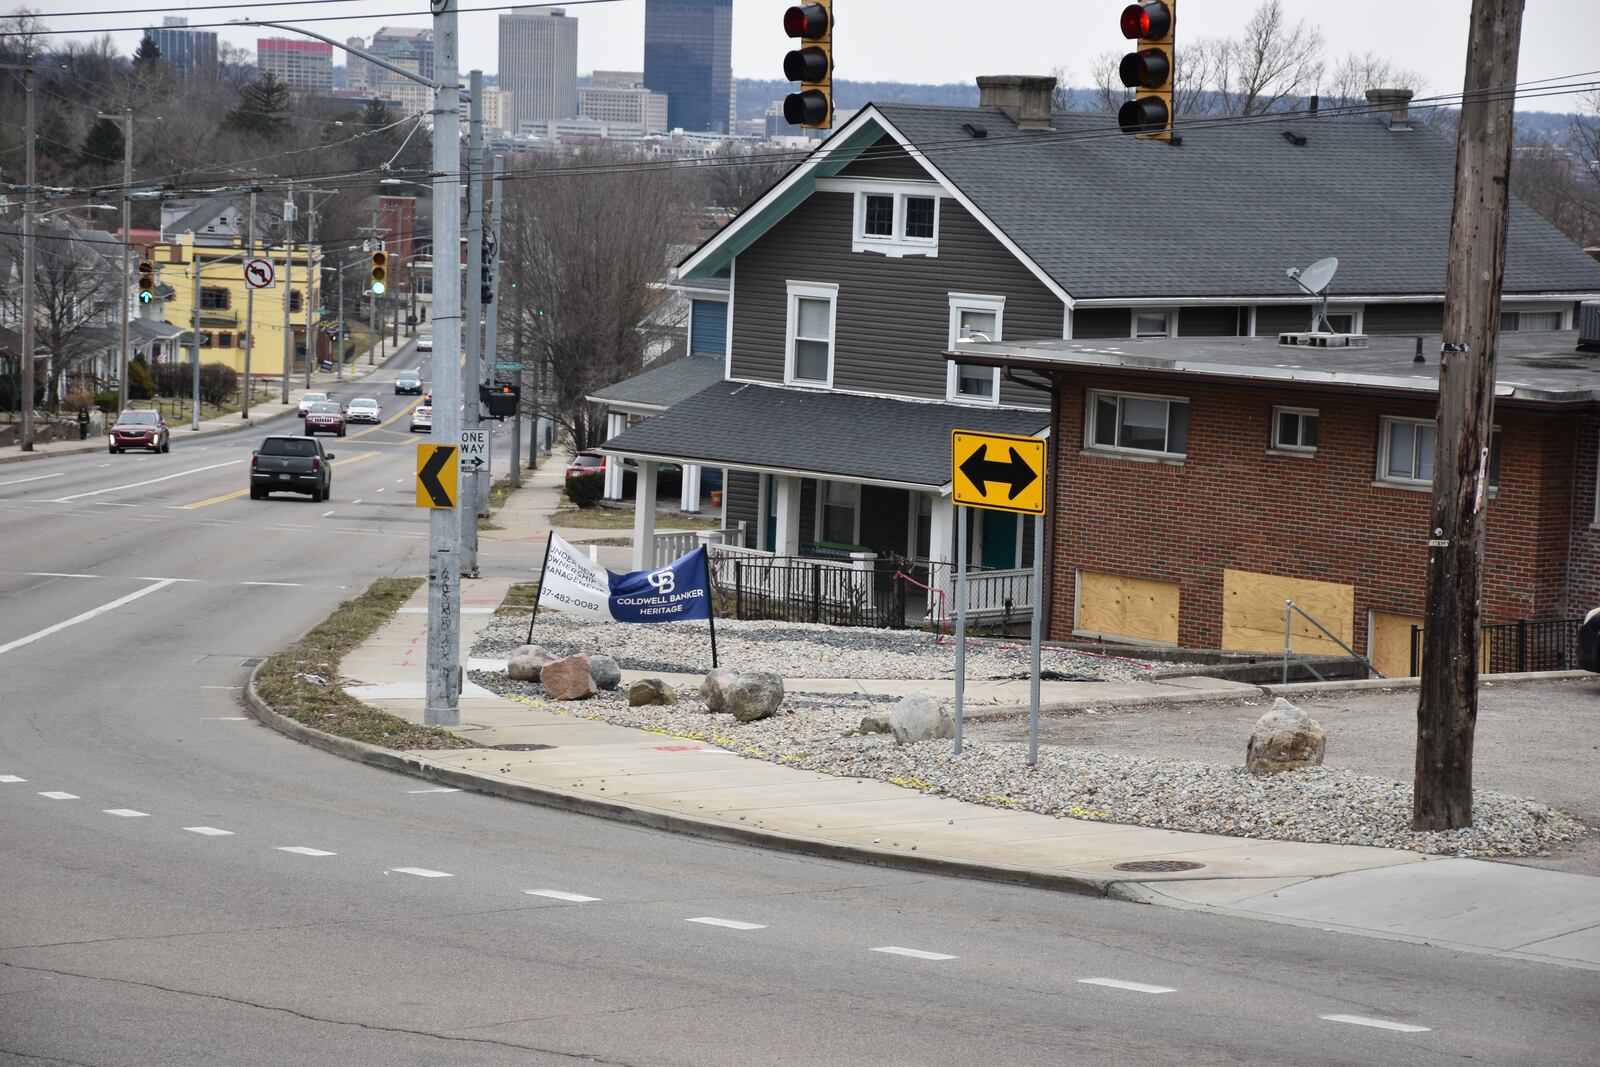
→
(1282, 599, 1383, 684)
(1409, 617, 1581, 676)
(717, 554, 908, 628)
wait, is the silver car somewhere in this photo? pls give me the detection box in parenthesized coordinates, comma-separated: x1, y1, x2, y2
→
(345, 397, 382, 424)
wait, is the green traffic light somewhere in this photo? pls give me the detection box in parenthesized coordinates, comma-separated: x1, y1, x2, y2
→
(138, 291, 153, 304)
(371, 281, 387, 296)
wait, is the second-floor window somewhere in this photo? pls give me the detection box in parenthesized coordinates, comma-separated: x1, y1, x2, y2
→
(1133, 310, 1175, 338)
(1501, 308, 1563, 332)
(1272, 406, 1320, 453)
(1379, 416, 1502, 487)
(947, 294, 1005, 403)
(852, 186, 940, 256)
(785, 281, 837, 386)
(200, 287, 230, 311)
(1089, 390, 1190, 458)
(289, 290, 303, 313)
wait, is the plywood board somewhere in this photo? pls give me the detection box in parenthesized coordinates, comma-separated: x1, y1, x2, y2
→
(1077, 570, 1180, 645)
(1222, 569, 1354, 655)
(1370, 611, 1424, 678)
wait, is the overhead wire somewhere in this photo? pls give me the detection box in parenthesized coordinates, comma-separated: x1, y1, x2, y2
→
(0, 0, 631, 37)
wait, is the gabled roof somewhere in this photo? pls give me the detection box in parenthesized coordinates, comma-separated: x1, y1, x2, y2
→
(587, 354, 725, 414)
(678, 104, 1600, 304)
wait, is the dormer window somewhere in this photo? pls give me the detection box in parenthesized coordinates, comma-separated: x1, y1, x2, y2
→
(851, 182, 940, 257)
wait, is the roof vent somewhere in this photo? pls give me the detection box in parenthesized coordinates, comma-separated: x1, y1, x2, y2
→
(1282, 130, 1308, 146)
(1579, 301, 1600, 351)
(961, 122, 988, 139)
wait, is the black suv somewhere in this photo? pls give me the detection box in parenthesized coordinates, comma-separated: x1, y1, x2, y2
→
(395, 370, 424, 395)
(1581, 609, 1600, 673)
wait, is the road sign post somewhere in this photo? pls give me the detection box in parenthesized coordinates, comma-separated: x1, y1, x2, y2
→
(950, 430, 1048, 763)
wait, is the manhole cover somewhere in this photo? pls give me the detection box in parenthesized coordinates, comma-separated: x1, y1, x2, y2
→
(1113, 860, 1206, 873)
(491, 743, 553, 751)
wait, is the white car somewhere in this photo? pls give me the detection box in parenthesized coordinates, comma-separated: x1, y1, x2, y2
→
(409, 405, 433, 433)
(297, 392, 330, 417)
(345, 397, 381, 424)
(415, 334, 433, 352)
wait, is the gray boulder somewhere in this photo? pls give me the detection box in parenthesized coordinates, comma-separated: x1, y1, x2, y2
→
(507, 644, 557, 682)
(1246, 697, 1327, 774)
(541, 653, 597, 702)
(588, 654, 622, 691)
(628, 678, 676, 706)
(700, 667, 737, 713)
(889, 693, 954, 745)
(726, 672, 785, 722)
(859, 712, 892, 735)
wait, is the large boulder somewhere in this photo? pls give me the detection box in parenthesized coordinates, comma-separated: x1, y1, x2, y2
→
(700, 667, 737, 713)
(588, 654, 622, 691)
(1246, 697, 1326, 774)
(889, 693, 954, 745)
(541, 653, 597, 702)
(727, 672, 785, 722)
(628, 678, 676, 706)
(507, 644, 557, 682)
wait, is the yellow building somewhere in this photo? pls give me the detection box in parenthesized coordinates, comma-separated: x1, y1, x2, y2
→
(156, 233, 324, 380)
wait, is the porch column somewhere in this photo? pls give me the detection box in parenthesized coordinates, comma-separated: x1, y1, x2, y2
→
(928, 494, 956, 623)
(630, 460, 658, 571)
(603, 411, 627, 500)
(680, 462, 702, 513)
(773, 476, 802, 557)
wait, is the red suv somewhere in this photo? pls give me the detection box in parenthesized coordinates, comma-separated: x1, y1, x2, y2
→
(109, 410, 169, 453)
(303, 401, 347, 437)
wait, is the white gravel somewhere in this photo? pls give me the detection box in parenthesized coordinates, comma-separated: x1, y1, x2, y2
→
(469, 615, 1586, 858)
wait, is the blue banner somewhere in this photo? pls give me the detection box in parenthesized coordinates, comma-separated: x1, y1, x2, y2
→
(607, 545, 713, 623)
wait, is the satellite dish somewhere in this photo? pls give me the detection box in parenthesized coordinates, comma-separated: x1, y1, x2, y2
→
(1285, 257, 1341, 332)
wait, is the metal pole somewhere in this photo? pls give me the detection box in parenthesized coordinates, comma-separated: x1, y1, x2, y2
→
(425, 0, 463, 727)
(281, 183, 294, 405)
(369, 201, 379, 362)
(115, 109, 132, 414)
(484, 154, 507, 491)
(19, 67, 35, 451)
(1283, 599, 1293, 685)
(242, 190, 255, 417)
(1027, 513, 1043, 766)
(526, 531, 554, 644)
(336, 268, 345, 381)
(303, 204, 317, 389)
(953, 504, 967, 755)
(190, 256, 202, 431)
(460, 69, 485, 580)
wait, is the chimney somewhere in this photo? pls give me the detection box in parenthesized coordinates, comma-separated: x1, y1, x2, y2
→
(977, 75, 1056, 130)
(1365, 87, 1414, 130)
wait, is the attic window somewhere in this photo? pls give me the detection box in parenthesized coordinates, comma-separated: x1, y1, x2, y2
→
(851, 185, 942, 258)
(1282, 130, 1307, 146)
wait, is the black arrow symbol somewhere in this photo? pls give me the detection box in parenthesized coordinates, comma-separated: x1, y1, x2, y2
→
(418, 446, 456, 507)
(959, 444, 1038, 501)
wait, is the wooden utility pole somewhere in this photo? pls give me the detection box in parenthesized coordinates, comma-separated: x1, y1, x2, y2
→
(1414, 0, 1526, 831)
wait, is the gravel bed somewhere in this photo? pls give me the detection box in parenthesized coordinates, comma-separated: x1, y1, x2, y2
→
(469, 667, 1588, 859)
(474, 613, 1168, 683)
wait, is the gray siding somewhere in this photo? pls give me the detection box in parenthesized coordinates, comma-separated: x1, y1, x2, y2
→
(860, 485, 910, 556)
(1364, 303, 1444, 335)
(729, 191, 1061, 408)
(835, 136, 931, 181)
(1073, 308, 1129, 339)
(1181, 306, 1244, 337)
(1255, 305, 1312, 335)
(725, 470, 760, 548)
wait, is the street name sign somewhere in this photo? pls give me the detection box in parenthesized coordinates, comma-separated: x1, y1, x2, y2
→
(458, 429, 487, 473)
(416, 444, 458, 508)
(243, 258, 277, 290)
(950, 430, 1046, 515)
(494, 361, 522, 371)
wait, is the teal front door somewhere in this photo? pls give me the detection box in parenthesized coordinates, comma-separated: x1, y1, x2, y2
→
(980, 510, 1017, 570)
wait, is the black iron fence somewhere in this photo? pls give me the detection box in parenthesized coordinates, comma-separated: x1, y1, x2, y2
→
(716, 556, 909, 628)
(1410, 618, 1581, 676)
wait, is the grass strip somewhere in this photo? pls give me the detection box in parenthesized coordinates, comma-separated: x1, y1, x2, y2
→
(550, 506, 721, 531)
(497, 580, 541, 615)
(255, 576, 472, 751)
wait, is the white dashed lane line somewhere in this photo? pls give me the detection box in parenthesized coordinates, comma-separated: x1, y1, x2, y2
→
(276, 846, 336, 857)
(406, 787, 461, 794)
(0, 578, 180, 658)
(200, 716, 248, 721)
(1, 775, 26, 783)
(686, 917, 766, 931)
(1078, 978, 1176, 994)
(184, 826, 234, 836)
(1321, 1014, 1431, 1033)
(103, 809, 149, 817)
(38, 792, 79, 800)
(48, 460, 240, 503)
(872, 946, 958, 961)
(524, 890, 599, 903)
(388, 867, 453, 878)
(0, 472, 64, 487)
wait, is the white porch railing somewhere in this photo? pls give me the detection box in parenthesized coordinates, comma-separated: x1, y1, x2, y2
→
(651, 522, 748, 568)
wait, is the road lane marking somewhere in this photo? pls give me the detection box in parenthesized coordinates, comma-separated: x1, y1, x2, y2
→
(276, 846, 335, 856)
(1078, 978, 1175, 994)
(685, 917, 765, 930)
(49, 460, 240, 502)
(240, 581, 303, 587)
(0, 579, 180, 658)
(38, 792, 79, 800)
(103, 809, 149, 817)
(872, 947, 958, 961)
(321, 510, 334, 517)
(19, 572, 99, 579)
(347, 400, 420, 440)
(375, 487, 385, 493)
(1, 775, 27, 783)
(201, 716, 248, 721)
(352, 498, 362, 504)
(525, 890, 599, 902)
(406, 787, 460, 794)
(1320, 1014, 1430, 1033)
(184, 826, 234, 836)
(388, 867, 453, 878)
(0, 472, 64, 488)
(92, 501, 137, 507)
(177, 450, 382, 509)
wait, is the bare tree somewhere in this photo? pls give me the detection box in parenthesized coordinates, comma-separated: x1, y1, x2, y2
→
(1510, 94, 1600, 250)
(701, 142, 796, 214)
(1214, 0, 1325, 116)
(0, 221, 119, 409)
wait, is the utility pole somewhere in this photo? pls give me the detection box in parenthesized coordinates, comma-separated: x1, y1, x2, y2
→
(300, 191, 336, 388)
(99, 107, 133, 414)
(485, 156, 515, 488)
(281, 182, 294, 405)
(1414, 0, 1527, 832)
(241, 189, 256, 417)
(460, 69, 485, 580)
(19, 65, 35, 450)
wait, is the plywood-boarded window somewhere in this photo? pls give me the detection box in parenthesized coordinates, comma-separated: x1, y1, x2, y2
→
(1372, 610, 1492, 676)
(1076, 571, 1180, 646)
(1222, 569, 1354, 655)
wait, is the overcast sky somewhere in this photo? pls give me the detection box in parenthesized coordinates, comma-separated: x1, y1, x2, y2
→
(45, 0, 1600, 110)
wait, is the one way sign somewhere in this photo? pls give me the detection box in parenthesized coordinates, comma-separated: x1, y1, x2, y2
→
(950, 430, 1046, 516)
(458, 428, 487, 474)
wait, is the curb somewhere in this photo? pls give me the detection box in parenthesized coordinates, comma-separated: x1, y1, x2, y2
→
(0, 407, 290, 466)
(244, 663, 1132, 901)
(968, 685, 1265, 720)
(1263, 669, 1592, 699)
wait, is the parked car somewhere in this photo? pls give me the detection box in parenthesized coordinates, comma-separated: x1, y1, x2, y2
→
(415, 334, 433, 352)
(395, 370, 423, 395)
(409, 405, 433, 433)
(108, 409, 169, 454)
(303, 401, 346, 437)
(1581, 608, 1600, 673)
(565, 450, 607, 480)
(345, 397, 382, 424)
(297, 392, 330, 417)
(250, 435, 333, 501)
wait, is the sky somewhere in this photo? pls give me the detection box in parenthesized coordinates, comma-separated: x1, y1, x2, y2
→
(33, 0, 1600, 111)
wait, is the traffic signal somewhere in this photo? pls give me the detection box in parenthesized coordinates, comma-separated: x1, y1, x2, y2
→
(782, 2, 832, 129)
(483, 382, 518, 419)
(370, 249, 388, 296)
(1117, 1, 1175, 139)
(480, 238, 494, 306)
(137, 260, 154, 304)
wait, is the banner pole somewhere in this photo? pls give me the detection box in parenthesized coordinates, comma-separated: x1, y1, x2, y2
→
(708, 610, 719, 670)
(702, 546, 718, 669)
(527, 532, 554, 645)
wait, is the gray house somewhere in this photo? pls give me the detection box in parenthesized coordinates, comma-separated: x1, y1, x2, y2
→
(600, 77, 1600, 613)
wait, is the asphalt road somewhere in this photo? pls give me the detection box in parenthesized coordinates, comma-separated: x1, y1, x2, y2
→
(2, 351, 1596, 1065)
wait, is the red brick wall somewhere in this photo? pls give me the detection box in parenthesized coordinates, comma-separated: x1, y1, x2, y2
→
(1046, 371, 1584, 653)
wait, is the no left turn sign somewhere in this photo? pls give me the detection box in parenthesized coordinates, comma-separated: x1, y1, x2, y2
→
(243, 258, 277, 290)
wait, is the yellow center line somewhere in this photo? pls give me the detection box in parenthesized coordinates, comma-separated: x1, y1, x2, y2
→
(178, 451, 384, 510)
(347, 397, 421, 440)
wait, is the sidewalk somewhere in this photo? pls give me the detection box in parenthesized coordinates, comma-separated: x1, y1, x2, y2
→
(318, 565, 1600, 971)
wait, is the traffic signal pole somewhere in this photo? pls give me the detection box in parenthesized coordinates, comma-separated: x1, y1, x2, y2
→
(242, 190, 255, 417)
(460, 70, 485, 580)
(1414, 0, 1526, 832)
(485, 156, 513, 488)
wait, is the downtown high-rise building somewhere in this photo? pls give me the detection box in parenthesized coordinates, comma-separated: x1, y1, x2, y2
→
(257, 38, 334, 93)
(643, 0, 733, 134)
(143, 17, 218, 80)
(498, 9, 579, 135)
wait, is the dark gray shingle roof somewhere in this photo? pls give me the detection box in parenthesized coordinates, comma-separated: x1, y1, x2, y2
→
(602, 381, 1049, 487)
(589, 355, 726, 411)
(875, 106, 1600, 301)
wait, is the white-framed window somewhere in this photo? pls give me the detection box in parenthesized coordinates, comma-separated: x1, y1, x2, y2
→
(1501, 307, 1565, 332)
(946, 293, 1005, 404)
(1088, 390, 1190, 457)
(851, 185, 941, 257)
(817, 479, 861, 544)
(1379, 417, 1502, 487)
(784, 281, 838, 386)
(1132, 309, 1176, 338)
(1323, 305, 1363, 334)
(1272, 406, 1320, 453)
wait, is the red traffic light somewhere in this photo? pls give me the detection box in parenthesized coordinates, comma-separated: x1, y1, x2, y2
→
(1119, 48, 1171, 89)
(1120, 2, 1172, 39)
(1118, 96, 1170, 134)
(784, 3, 829, 39)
